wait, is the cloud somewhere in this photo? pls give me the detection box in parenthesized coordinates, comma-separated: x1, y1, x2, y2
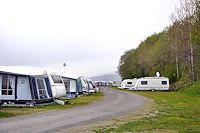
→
(0, 0, 180, 76)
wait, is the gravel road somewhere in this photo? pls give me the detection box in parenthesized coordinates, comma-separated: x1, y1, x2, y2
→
(0, 87, 146, 133)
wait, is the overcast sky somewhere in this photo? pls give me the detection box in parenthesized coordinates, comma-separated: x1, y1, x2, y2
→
(0, 0, 180, 77)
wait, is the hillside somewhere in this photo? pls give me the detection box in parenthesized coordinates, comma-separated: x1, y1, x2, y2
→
(90, 72, 121, 81)
(118, 0, 200, 89)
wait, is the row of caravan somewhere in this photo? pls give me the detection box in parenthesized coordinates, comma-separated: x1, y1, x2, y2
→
(120, 77, 169, 91)
(0, 66, 98, 105)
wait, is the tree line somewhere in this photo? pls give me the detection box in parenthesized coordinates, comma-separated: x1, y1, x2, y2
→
(118, 0, 200, 89)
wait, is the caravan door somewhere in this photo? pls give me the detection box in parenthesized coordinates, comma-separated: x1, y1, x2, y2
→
(0, 74, 15, 100)
(17, 76, 32, 100)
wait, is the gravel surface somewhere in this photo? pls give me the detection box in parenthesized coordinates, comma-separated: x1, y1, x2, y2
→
(0, 87, 148, 133)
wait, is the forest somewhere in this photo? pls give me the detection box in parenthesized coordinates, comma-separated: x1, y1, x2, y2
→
(118, 0, 200, 89)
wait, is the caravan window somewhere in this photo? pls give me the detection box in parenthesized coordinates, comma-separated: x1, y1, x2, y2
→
(1, 75, 14, 95)
(36, 78, 47, 98)
(51, 75, 63, 84)
(141, 81, 147, 85)
(162, 81, 167, 85)
(127, 82, 132, 84)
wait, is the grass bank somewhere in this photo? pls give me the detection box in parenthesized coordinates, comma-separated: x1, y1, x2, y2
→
(97, 86, 200, 132)
(0, 92, 103, 119)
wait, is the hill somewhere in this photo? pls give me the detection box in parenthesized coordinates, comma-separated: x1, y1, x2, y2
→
(90, 72, 121, 81)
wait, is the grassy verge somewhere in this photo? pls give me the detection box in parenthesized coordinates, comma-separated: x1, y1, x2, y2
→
(97, 87, 200, 132)
(0, 92, 103, 119)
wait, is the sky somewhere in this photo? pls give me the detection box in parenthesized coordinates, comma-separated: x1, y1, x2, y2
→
(0, 0, 180, 77)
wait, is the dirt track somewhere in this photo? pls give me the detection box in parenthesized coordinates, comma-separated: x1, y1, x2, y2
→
(0, 87, 150, 133)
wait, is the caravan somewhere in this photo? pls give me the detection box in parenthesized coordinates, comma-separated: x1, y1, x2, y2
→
(0, 66, 54, 105)
(133, 77, 169, 91)
(47, 70, 66, 98)
(120, 78, 137, 90)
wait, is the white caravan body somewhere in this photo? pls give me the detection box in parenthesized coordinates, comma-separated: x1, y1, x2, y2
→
(134, 77, 169, 91)
(47, 70, 66, 98)
(120, 78, 137, 89)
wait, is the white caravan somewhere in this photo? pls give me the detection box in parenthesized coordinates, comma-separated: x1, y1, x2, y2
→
(133, 77, 169, 91)
(0, 66, 54, 105)
(120, 78, 137, 89)
(46, 70, 66, 98)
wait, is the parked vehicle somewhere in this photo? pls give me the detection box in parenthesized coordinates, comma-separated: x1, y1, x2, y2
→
(120, 78, 137, 90)
(133, 77, 169, 91)
(46, 70, 66, 98)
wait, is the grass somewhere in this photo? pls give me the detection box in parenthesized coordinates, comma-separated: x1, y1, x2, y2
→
(0, 92, 103, 119)
(97, 86, 200, 133)
(181, 81, 200, 96)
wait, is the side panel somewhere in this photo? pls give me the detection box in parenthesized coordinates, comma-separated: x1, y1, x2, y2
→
(17, 76, 32, 100)
(135, 79, 151, 90)
(77, 78, 83, 93)
(70, 80, 77, 93)
(0, 74, 16, 100)
(35, 78, 49, 99)
(29, 77, 39, 100)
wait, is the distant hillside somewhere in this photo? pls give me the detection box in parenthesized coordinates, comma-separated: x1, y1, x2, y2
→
(90, 72, 121, 81)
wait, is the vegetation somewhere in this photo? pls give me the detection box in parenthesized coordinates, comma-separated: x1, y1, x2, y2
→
(0, 92, 103, 119)
(118, 0, 200, 89)
(96, 86, 200, 132)
(181, 81, 200, 96)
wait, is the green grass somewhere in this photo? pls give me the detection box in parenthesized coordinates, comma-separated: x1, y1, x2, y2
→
(0, 92, 103, 119)
(181, 81, 200, 96)
(0, 112, 15, 118)
(97, 86, 200, 133)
